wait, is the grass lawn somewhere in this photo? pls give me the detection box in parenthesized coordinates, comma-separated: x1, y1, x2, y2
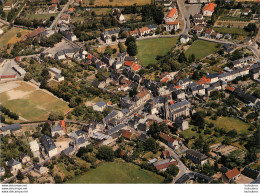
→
(219, 16, 251, 22)
(25, 13, 58, 20)
(136, 37, 178, 67)
(213, 27, 249, 36)
(185, 40, 219, 60)
(0, 82, 70, 121)
(181, 129, 198, 139)
(142, 151, 161, 160)
(0, 27, 30, 48)
(205, 116, 250, 135)
(66, 161, 164, 184)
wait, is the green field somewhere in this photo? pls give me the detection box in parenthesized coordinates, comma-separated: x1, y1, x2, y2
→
(185, 40, 219, 60)
(26, 13, 58, 20)
(136, 37, 178, 66)
(0, 27, 30, 48)
(0, 82, 70, 121)
(213, 27, 249, 36)
(205, 116, 250, 135)
(66, 161, 164, 184)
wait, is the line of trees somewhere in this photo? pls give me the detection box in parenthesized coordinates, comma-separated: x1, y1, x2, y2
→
(0, 105, 19, 120)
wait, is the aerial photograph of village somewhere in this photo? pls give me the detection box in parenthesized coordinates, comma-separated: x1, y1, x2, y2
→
(0, 0, 259, 186)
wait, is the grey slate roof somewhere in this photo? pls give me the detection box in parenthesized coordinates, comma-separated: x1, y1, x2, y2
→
(0, 123, 21, 132)
(7, 159, 20, 168)
(107, 124, 126, 135)
(187, 149, 208, 161)
(96, 101, 106, 107)
(51, 125, 63, 132)
(40, 135, 56, 152)
(169, 100, 190, 110)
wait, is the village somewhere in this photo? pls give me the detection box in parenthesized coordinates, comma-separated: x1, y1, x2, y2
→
(0, 0, 259, 185)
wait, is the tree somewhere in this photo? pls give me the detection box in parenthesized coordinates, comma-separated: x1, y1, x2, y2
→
(104, 46, 113, 56)
(17, 170, 24, 181)
(125, 36, 135, 47)
(111, 35, 117, 42)
(96, 146, 114, 161)
(127, 41, 138, 56)
(17, 32, 21, 38)
(118, 42, 126, 53)
(24, 72, 32, 81)
(166, 165, 179, 177)
(48, 111, 64, 121)
(144, 138, 159, 153)
(178, 52, 187, 63)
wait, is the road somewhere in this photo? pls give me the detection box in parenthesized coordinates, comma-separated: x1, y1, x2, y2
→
(49, 0, 74, 30)
(159, 142, 189, 183)
(176, 0, 188, 35)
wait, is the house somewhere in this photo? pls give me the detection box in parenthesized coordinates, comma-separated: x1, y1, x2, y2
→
(74, 137, 90, 149)
(59, 14, 70, 24)
(121, 130, 136, 140)
(62, 31, 77, 41)
(193, 14, 203, 20)
(93, 101, 107, 112)
(204, 28, 214, 38)
(117, 14, 126, 23)
(102, 55, 115, 66)
(40, 135, 58, 157)
(188, 0, 209, 3)
(165, 21, 180, 32)
(112, 61, 122, 70)
(62, 146, 75, 156)
(134, 89, 151, 107)
(0, 123, 22, 136)
(233, 88, 259, 104)
(159, 132, 179, 149)
(12, 64, 26, 77)
(175, 117, 189, 131)
(1, 167, 5, 176)
(225, 168, 241, 182)
(49, 4, 57, 13)
(54, 74, 64, 82)
(139, 26, 150, 36)
(232, 56, 255, 68)
(19, 153, 30, 164)
(34, 164, 48, 175)
(186, 149, 208, 165)
(107, 124, 127, 136)
(172, 89, 185, 100)
(24, 27, 45, 40)
(3, 3, 14, 11)
(49, 67, 61, 75)
(51, 125, 65, 137)
(194, 19, 206, 26)
(249, 66, 260, 79)
(223, 44, 234, 53)
(153, 159, 178, 171)
(29, 140, 40, 152)
(192, 26, 204, 35)
(242, 8, 251, 16)
(128, 29, 139, 37)
(180, 35, 190, 44)
(206, 73, 219, 83)
(242, 167, 259, 180)
(147, 24, 157, 31)
(7, 159, 22, 174)
(164, 8, 178, 22)
(203, 3, 217, 16)
(54, 51, 66, 60)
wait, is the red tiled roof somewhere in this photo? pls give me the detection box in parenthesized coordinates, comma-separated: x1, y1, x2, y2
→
(136, 89, 149, 99)
(203, 3, 216, 12)
(51, 0, 59, 4)
(159, 132, 175, 143)
(197, 77, 211, 85)
(139, 26, 149, 33)
(167, 8, 177, 18)
(225, 168, 240, 180)
(60, 120, 66, 132)
(87, 54, 93, 59)
(26, 27, 45, 38)
(122, 130, 135, 140)
(226, 86, 235, 92)
(161, 77, 169, 83)
(50, 4, 57, 7)
(15, 56, 21, 62)
(165, 21, 179, 25)
(124, 61, 135, 67)
(155, 161, 178, 170)
(132, 63, 141, 71)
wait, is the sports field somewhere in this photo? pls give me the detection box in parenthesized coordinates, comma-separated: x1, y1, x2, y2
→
(67, 161, 164, 183)
(185, 40, 219, 60)
(205, 116, 250, 135)
(82, 0, 151, 7)
(136, 37, 178, 67)
(0, 81, 70, 121)
(0, 27, 30, 48)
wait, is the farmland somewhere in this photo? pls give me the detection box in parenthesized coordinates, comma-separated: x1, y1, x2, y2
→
(213, 27, 249, 36)
(66, 161, 164, 183)
(185, 40, 219, 60)
(0, 27, 30, 48)
(136, 37, 178, 67)
(0, 81, 70, 121)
